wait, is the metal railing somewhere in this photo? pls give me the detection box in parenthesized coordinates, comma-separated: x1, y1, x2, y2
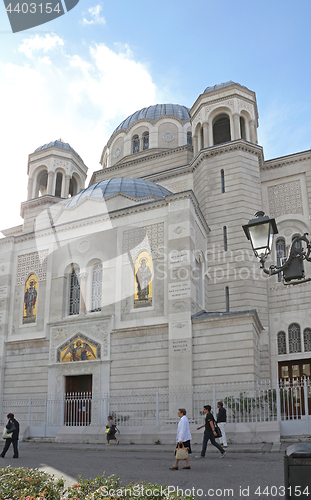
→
(0, 379, 310, 435)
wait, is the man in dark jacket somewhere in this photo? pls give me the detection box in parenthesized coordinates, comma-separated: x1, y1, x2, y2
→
(0, 413, 20, 458)
(196, 405, 226, 458)
(216, 401, 227, 447)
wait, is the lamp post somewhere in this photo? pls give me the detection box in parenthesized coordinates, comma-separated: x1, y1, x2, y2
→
(243, 211, 311, 285)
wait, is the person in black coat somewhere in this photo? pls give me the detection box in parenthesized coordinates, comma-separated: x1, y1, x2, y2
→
(0, 413, 20, 458)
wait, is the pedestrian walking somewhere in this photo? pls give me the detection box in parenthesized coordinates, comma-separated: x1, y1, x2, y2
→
(105, 415, 119, 446)
(216, 401, 227, 447)
(169, 408, 192, 470)
(0, 413, 20, 458)
(196, 405, 226, 458)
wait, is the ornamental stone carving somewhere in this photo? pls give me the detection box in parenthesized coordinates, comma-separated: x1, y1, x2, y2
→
(268, 180, 303, 218)
(122, 223, 164, 263)
(16, 249, 49, 285)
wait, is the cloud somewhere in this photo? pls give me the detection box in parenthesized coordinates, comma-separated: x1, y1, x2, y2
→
(82, 5, 106, 26)
(18, 34, 64, 58)
(0, 37, 157, 232)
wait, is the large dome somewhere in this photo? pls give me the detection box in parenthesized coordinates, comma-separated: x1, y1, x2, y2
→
(66, 178, 172, 207)
(111, 104, 190, 136)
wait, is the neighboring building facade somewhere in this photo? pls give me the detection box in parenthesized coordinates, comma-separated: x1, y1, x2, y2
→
(0, 81, 310, 409)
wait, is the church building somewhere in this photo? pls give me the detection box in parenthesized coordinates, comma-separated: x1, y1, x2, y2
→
(0, 81, 310, 435)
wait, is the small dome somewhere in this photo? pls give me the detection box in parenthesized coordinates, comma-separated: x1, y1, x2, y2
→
(203, 81, 242, 94)
(66, 178, 172, 207)
(111, 104, 190, 136)
(34, 140, 84, 162)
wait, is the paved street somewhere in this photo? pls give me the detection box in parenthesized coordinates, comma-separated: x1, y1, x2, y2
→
(0, 441, 290, 499)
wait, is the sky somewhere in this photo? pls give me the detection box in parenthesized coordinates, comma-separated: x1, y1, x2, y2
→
(1, 0, 311, 232)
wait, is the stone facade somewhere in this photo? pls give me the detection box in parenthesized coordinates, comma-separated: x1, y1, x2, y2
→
(1, 80, 310, 411)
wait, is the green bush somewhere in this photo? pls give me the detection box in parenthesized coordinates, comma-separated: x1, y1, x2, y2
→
(0, 469, 193, 500)
(0, 466, 65, 500)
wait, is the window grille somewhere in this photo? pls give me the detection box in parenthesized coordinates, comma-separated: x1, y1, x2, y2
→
(133, 136, 140, 153)
(69, 267, 80, 315)
(143, 133, 149, 150)
(277, 331, 286, 354)
(288, 323, 301, 353)
(303, 328, 311, 352)
(91, 263, 102, 312)
(225, 286, 229, 312)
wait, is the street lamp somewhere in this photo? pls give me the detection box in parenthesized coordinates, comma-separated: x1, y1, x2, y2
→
(243, 211, 311, 285)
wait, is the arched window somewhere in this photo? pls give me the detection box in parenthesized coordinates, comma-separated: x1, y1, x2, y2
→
(69, 176, 77, 197)
(276, 238, 286, 283)
(55, 172, 63, 197)
(36, 170, 48, 197)
(221, 169, 225, 193)
(200, 127, 204, 149)
(133, 135, 140, 153)
(223, 226, 228, 251)
(213, 114, 231, 145)
(304, 328, 311, 352)
(91, 263, 102, 312)
(277, 331, 287, 354)
(187, 132, 192, 146)
(240, 117, 246, 140)
(69, 266, 80, 315)
(288, 323, 301, 353)
(225, 286, 229, 312)
(142, 132, 149, 150)
(198, 259, 204, 309)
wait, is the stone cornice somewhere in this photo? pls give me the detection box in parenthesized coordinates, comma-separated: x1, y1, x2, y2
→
(192, 309, 263, 333)
(190, 140, 264, 171)
(1, 225, 23, 238)
(28, 150, 87, 176)
(262, 149, 311, 171)
(20, 195, 64, 218)
(91, 145, 193, 185)
(190, 92, 258, 122)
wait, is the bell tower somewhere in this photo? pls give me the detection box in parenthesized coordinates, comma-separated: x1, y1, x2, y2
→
(21, 139, 88, 233)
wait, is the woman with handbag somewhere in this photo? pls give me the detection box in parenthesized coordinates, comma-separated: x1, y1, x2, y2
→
(105, 415, 119, 446)
(169, 408, 192, 470)
(0, 413, 20, 458)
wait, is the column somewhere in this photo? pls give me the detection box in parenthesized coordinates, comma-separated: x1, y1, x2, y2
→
(203, 122, 209, 148)
(249, 120, 257, 143)
(80, 272, 88, 314)
(47, 171, 54, 195)
(208, 120, 214, 146)
(193, 135, 198, 156)
(64, 175, 71, 198)
(27, 178, 34, 200)
(233, 113, 240, 140)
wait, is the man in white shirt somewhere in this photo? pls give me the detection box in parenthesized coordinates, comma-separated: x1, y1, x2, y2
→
(169, 408, 192, 470)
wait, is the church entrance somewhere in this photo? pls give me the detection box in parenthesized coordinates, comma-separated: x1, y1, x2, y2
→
(64, 375, 92, 426)
(278, 359, 311, 418)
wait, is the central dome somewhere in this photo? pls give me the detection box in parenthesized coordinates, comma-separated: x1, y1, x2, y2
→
(112, 104, 190, 136)
(66, 178, 172, 207)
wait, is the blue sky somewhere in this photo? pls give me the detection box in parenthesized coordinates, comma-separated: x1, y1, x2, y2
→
(1, 0, 311, 231)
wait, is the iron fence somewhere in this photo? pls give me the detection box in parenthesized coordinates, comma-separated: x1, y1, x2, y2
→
(0, 379, 310, 434)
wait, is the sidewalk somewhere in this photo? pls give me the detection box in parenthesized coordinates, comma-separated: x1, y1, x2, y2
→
(24, 438, 310, 454)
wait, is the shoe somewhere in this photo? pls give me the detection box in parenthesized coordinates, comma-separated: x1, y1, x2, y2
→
(105, 443, 110, 446)
(223, 445, 227, 447)
(169, 466, 178, 470)
(220, 452, 227, 458)
(195, 455, 205, 458)
(182, 466, 191, 469)
(116, 440, 119, 445)
(13, 456, 18, 458)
